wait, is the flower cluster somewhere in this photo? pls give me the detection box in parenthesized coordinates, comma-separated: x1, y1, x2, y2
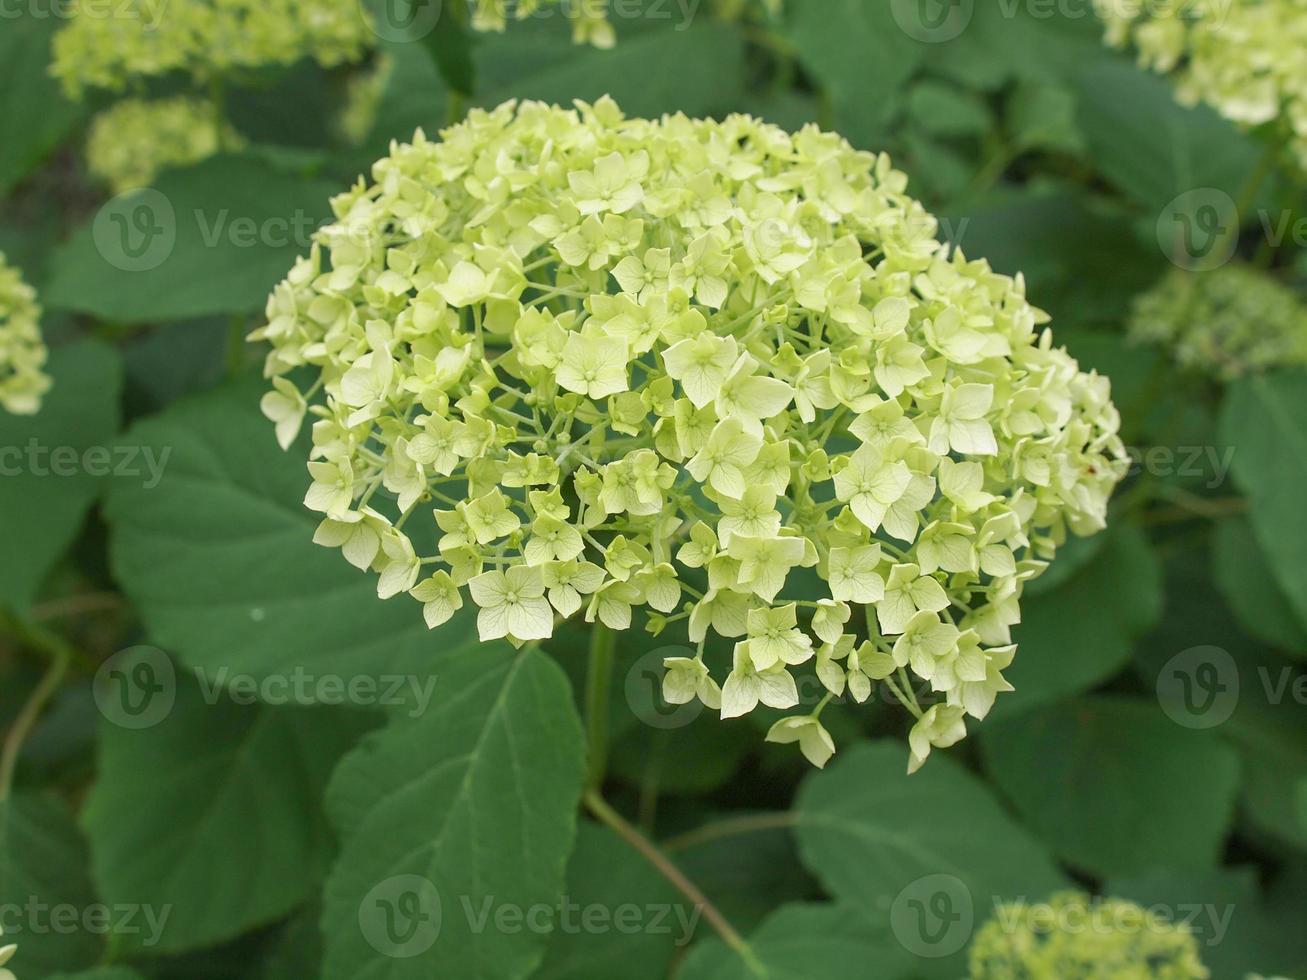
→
(1128, 264, 1307, 379)
(970, 892, 1209, 979)
(0, 253, 51, 416)
(51, 0, 376, 98)
(52, 0, 618, 98)
(87, 97, 242, 194)
(254, 98, 1126, 771)
(1095, 0, 1307, 168)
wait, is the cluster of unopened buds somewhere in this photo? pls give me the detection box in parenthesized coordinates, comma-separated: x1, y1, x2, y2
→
(0, 253, 50, 417)
(255, 97, 1127, 771)
(1128, 263, 1307, 380)
(969, 892, 1209, 979)
(1095, 0, 1307, 169)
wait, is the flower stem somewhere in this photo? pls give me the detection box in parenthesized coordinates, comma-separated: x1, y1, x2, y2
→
(583, 790, 764, 974)
(584, 621, 616, 791)
(0, 616, 74, 800)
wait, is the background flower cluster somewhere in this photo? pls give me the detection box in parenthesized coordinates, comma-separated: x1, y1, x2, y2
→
(0, 252, 50, 416)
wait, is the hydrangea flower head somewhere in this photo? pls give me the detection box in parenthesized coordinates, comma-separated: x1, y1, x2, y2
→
(52, 0, 615, 98)
(970, 892, 1209, 979)
(51, 0, 376, 97)
(1095, 0, 1307, 168)
(87, 97, 243, 194)
(0, 253, 51, 416)
(1128, 264, 1307, 379)
(254, 98, 1127, 770)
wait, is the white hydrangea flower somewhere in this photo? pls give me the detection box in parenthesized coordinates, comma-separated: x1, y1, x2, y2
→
(1095, 0, 1307, 170)
(254, 98, 1128, 771)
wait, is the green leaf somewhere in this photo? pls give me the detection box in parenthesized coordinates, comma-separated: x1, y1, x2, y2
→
(981, 697, 1241, 877)
(990, 525, 1162, 720)
(105, 378, 478, 695)
(1224, 699, 1307, 853)
(47, 970, 147, 980)
(1130, 532, 1256, 688)
(82, 671, 376, 953)
(608, 720, 754, 797)
(423, 0, 476, 96)
(0, 12, 83, 199)
(677, 902, 919, 980)
(322, 645, 585, 980)
(44, 154, 337, 323)
(1213, 516, 1307, 658)
(0, 340, 122, 613)
(473, 14, 745, 121)
(532, 824, 695, 980)
(783, 0, 923, 148)
(121, 318, 228, 417)
(942, 186, 1164, 326)
(794, 741, 1064, 973)
(261, 906, 324, 980)
(902, 131, 974, 204)
(0, 794, 102, 976)
(907, 81, 992, 139)
(1221, 371, 1307, 635)
(1006, 82, 1085, 154)
(928, 2, 1108, 93)
(1076, 63, 1261, 213)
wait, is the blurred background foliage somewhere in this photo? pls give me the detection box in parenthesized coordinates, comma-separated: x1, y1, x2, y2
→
(2, 1, 1307, 979)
